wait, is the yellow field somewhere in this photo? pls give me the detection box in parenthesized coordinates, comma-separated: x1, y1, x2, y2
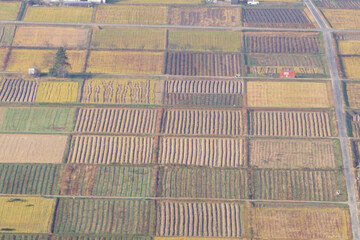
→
(0, 48, 8, 70)
(341, 56, 360, 79)
(249, 66, 323, 74)
(0, 197, 55, 233)
(346, 82, 360, 108)
(86, 51, 164, 74)
(154, 238, 244, 240)
(168, 30, 242, 52)
(23, 6, 93, 23)
(13, 26, 89, 48)
(95, 5, 167, 24)
(247, 81, 331, 108)
(322, 9, 360, 30)
(0, 2, 20, 21)
(36, 81, 78, 103)
(82, 78, 155, 104)
(91, 28, 165, 50)
(337, 40, 360, 55)
(114, 0, 201, 4)
(6, 49, 86, 73)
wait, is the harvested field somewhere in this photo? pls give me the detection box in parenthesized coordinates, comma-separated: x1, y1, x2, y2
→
(337, 40, 360, 55)
(13, 26, 89, 48)
(67, 135, 154, 164)
(249, 138, 340, 169)
(159, 137, 245, 167)
(23, 6, 93, 23)
(0, 164, 61, 195)
(341, 56, 360, 79)
(161, 109, 245, 136)
(169, 7, 242, 27)
(251, 203, 352, 239)
(0, 2, 20, 21)
(345, 82, 360, 108)
(35, 81, 78, 103)
(0, 235, 49, 240)
(81, 78, 155, 104)
(0, 134, 67, 163)
(60, 165, 156, 197)
(249, 110, 333, 137)
(0, 26, 16, 46)
(0, 197, 55, 233)
(165, 52, 242, 76)
(314, 0, 360, 8)
(52, 237, 150, 240)
(86, 51, 164, 74)
(350, 113, 360, 137)
(74, 108, 157, 134)
(156, 201, 243, 237)
(95, 6, 167, 24)
(321, 9, 360, 29)
(159, 167, 248, 199)
(0, 79, 38, 103)
(54, 199, 155, 235)
(0, 48, 7, 70)
(163, 79, 243, 106)
(168, 30, 242, 52)
(91, 28, 165, 50)
(115, 0, 201, 3)
(247, 81, 331, 108)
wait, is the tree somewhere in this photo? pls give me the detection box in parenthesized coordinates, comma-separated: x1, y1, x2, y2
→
(49, 47, 71, 78)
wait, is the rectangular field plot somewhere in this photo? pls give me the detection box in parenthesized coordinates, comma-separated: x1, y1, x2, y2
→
(54, 199, 155, 235)
(159, 167, 248, 199)
(0, 26, 16, 46)
(165, 52, 242, 77)
(0, 164, 61, 195)
(340, 56, 360, 79)
(0, 48, 8, 71)
(0, 134, 67, 163)
(243, 8, 315, 28)
(163, 79, 243, 106)
(156, 201, 243, 237)
(0, 235, 49, 240)
(0, 197, 55, 233)
(35, 82, 78, 103)
(349, 112, 360, 137)
(321, 9, 360, 30)
(13, 26, 89, 48)
(0, 2, 20, 21)
(251, 203, 352, 239)
(169, 7, 242, 27)
(81, 78, 155, 104)
(114, 0, 201, 4)
(87, 51, 164, 75)
(345, 82, 360, 108)
(314, 0, 360, 8)
(0, 78, 38, 103)
(74, 108, 158, 134)
(249, 138, 341, 169)
(247, 81, 331, 108)
(336, 33, 360, 54)
(159, 137, 245, 167)
(161, 109, 246, 136)
(23, 6, 93, 23)
(95, 6, 167, 24)
(168, 30, 242, 52)
(60, 165, 156, 197)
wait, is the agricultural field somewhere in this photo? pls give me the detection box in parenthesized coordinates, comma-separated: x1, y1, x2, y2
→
(35, 81, 78, 103)
(159, 137, 245, 167)
(336, 33, 360, 54)
(0, 48, 8, 71)
(0, 2, 20, 21)
(351, 113, 360, 137)
(86, 51, 164, 74)
(81, 78, 155, 104)
(67, 135, 155, 164)
(0, 134, 68, 163)
(248, 110, 334, 137)
(249, 138, 341, 169)
(340, 56, 360, 79)
(0, 164, 61, 195)
(91, 28, 165, 50)
(159, 167, 248, 199)
(0, 197, 55, 233)
(247, 81, 331, 108)
(314, 0, 360, 8)
(168, 7, 242, 27)
(163, 79, 243, 106)
(165, 52, 242, 76)
(74, 108, 158, 134)
(23, 6, 93, 23)
(13, 26, 89, 48)
(156, 201, 244, 237)
(0, 78, 38, 103)
(0, 107, 76, 132)
(113, 0, 201, 4)
(321, 9, 360, 30)
(250, 203, 352, 239)
(54, 199, 155, 235)
(0, 235, 49, 240)
(344, 82, 360, 108)
(168, 30, 242, 52)
(0, 26, 16, 46)
(161, 109, 246, 136)
(95, 6, 167, 25)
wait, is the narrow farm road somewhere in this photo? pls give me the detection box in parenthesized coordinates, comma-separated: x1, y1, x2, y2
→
(305, 0, 360, 239)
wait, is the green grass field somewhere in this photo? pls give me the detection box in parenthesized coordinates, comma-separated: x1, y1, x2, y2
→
(0, 2, 20, 21)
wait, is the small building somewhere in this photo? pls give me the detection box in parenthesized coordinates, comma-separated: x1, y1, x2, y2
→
(247, 0, 259, 5)
(28, 68, 39, 75)
(280, 70, 295, 78)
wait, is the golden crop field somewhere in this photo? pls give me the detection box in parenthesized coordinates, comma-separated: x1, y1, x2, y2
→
(0, 2, 20, 21)
(154, 238, 244, 240)
(13, 26, 89, 48)
(341, 56, 360, 79)
(321, 9, 360, 30)
(0, 197, 55, 233)
(247, 81, 331, 108)
(86, 51, 164, 74)
(168, 30, 242, 52)
(346, 82, 360, 108)
(337, 40, 360, 55)
(91, 28, 165, 50)
(23, 6, 93, 23)
(36, 81, 78, 103)
(95, 5, 167, 25)
(114, 0, 201, 4)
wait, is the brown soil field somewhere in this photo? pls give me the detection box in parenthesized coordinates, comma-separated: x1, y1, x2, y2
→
(0, 78, 38, 103)
(350, 113, 360, 137)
